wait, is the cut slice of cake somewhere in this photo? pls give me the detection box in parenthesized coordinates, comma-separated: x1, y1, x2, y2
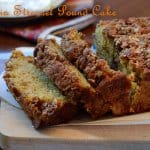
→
(61, 29, 131, 118)
(4, 51, 77, 128)
(34, 39, 99, 118)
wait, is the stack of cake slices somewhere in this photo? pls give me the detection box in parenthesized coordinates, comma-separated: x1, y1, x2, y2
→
(4, 17, 150, 128)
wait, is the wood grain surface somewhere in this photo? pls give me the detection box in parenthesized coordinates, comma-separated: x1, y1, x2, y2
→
(0, 101, 150, 150)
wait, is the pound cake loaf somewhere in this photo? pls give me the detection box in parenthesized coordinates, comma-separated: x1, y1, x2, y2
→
(95, 17, 150, 69)
(61, 29, 131, 118)
(95, 17, 150, 113)
(34, 39, 99, 118)
(4, 51, 77, 128)
(115, 34, 150, 112)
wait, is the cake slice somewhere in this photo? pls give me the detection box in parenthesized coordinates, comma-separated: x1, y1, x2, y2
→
(61, 29, 131, 117)
(4, 51, 77, 128)
(95, 17, 150, 69)
(34, 39, 100, 118)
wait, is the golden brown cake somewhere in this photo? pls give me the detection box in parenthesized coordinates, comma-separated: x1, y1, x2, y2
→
(95, 17, 150, 68)
(4, 51, 77, 128)
(115, 34, 150, 112)
(61, 29, 131, 118)
(95, 17, 150, 113)
(34, 39, 100, 118)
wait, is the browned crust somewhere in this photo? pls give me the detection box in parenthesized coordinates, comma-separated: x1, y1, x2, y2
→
(115, 33, 150, 71)
(96, 73, 131, 115)
(96, 17, 150, 113)
(97, 17, 150, 72)
(4, 51, 77, 128)
(61, 29, 131, 116)
(61, 30, 110, 87)
(98, 17, 150, 37)
(34, 39, 95, 105)
(130, 80, 150, 113)
(114, 33, 150, 113)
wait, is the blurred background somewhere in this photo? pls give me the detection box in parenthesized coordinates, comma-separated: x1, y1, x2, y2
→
(100, 0, 150, 18)
(0, 0, 149, 50)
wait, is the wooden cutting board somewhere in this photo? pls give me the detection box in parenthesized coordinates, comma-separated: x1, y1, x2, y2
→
(0, 101, 150, 150)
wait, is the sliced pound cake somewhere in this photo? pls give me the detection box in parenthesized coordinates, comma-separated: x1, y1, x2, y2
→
(34, 39, 100, 118)
(61, 29, 131, 118)
(4, 51, 77, 128)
